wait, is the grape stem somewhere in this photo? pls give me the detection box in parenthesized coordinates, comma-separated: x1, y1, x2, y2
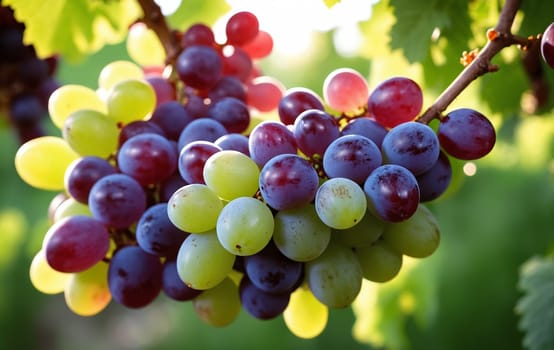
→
(417, 0, 534, 123)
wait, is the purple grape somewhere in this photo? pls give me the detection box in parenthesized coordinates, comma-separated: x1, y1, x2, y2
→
(108, 246, 163, 308)
(9, 93, 45, 127)
(438, 108, 496, 160)
(176, 45, 222, 90)
(118, 120, 166, 147)
(184, 93, 210, 118)
(159, 173, 188, 203)
(162, 260, 202, 301)
(244, 241, 303, 295)
(381, 121, 440, 176)
(88, 174, 147, 229)
(541, 22, 554, 69)
(178, 141, 221, 184)
(136, 203, 189, 258)
(146, 76, 176, 106)
(118, 133, 178, 186)
(239, 277, 290, 320)
(341, 117, 388, 147)
(293, 109, 341, 158)
(363, 164, 420, 222)
(248, 121, 298, 167)
(214, 133, 250, 156)
(222, 46, 253, 82)
(65, 156, 117, 204)
(181, 23, 216, 48)
(177, 118, 227, 151)
(45, 216, 110, 273)
(208, 76, 247, 102)
(207, 97, 250, 133)
(278, 88, 325, 125)
(323, 134, 382, 183)
(149, 101, 194, 141)
(259, 154, 319, 210)
(416, 151, 452, 202)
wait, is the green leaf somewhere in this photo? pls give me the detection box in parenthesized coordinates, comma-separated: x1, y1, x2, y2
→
(4, 0, 141, 62)
(516, 256, 554, 350)
(323, 0, 341, 9)
(167, 0, 230, 31)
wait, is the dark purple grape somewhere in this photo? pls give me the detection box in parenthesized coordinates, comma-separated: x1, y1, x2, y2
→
(293, 109, 340, 158)
(118, 133, 177, 186)
(208, 76, 247, 102)
(176, 45, 222, 90)
(88, 174, 147, 229)
(341, 117, 388, 147)
(225, 11, 259, 46)
(146, 76, 176, 106)
(65, 156, 117, 204)
(244, 241, 303, 295)
(368, 77, 423, 128)
(108, 246, 163, 308)
(416, 151, 452, 202)
(16, 123, 45, 144)
(178, 141, 221, 184)
(381, 121, 440, 175)
(9, 94, 45, 127)
(118, 120, 166, 147)
(149, 101, 194, 141)
(363, 164, 420, 222)
(214, 133, 250, 156)
(45, 216, 110, 273)
(207, 96, 250, 133)
(278, 88, 325, 125)
(323, 134, 382, 183)
(159, 173, 188, 202)
(0, 28, 32, 62)
(259, 154, 319, 210)
(438, 108, 496, 160)
(17, 57, 49, 87)
(239, 277, 290, 320)
(177, 118, 227, 150)
(181, 23, 216, 48)
(248, 121, 298, 167)
(162, 260, 202, 301)
(541, 22, 554, 69)
(183, 93, 210, 118)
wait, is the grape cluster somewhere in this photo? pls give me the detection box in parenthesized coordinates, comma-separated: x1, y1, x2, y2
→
(16, 11, 497, 339)
(0, 5, 59, 143)
(541, 22, 554, 69)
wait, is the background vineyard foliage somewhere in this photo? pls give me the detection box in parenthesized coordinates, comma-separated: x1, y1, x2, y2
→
(0, 0, 554, 349)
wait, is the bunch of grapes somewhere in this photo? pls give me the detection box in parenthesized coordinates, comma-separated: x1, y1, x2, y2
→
(0, 5, 59, 143)
(15, 11, 497, 339)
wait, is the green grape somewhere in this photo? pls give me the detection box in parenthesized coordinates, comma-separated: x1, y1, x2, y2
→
(106, 79, 156, 125)
(98, 60, 144, 92)
(331, 210, 384, 248)
(382, 204, 440, 258)
(48, 84, 107, 129)
(176, 230, 236, 290)
(29, 249, 71, 294)
(126, 22, 165, 67)
(305, 243, 363, 308)
(192, 277, 241, 327)
(64, 261, 111, 316)
(315, 177, 367, 229)
(15, 136, 79, 191)
(273, 204, 331, 262)
(216, 197, 274, 256)
(203, 150, 260, 201)
(167, 184, 223, 234)
(283, 285, 328, 339)
(62, 109, 119, 157)
(53, 197, 92, 222)
(355, 240, 403, 282)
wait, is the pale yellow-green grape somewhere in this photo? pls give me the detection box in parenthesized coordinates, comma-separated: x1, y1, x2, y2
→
(216, 197, 274, 256)
(15, 136, 79, 190)
(64, 261, 111, 316)
(62, 109, 119, 157)
(29, 249, 71, 294)
(284, 285, 328, 339)
(192, 277, 241, 327)
(48, 84, 107, 129)
(167, 184, 223, 233)
(98, 60, 144, 91)
(53, 197, 92, 222)
(355, 240, 403, 283)
(106, 79, 157, 125)
(382, 204, 441, 258)
(314, 177, 367, 229)
(203, 150, 260, 201)
(126, 22, 165, 67)
(331, 210, 384, 249)
(176, 230, 235, 290)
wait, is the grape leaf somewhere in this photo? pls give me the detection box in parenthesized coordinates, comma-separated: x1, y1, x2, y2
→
(3, 0, 141, 62)
(167, 0, 230, 31)
(516, 256, 554, 350)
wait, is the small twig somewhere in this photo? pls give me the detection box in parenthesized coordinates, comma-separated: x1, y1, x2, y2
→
(417, 0, 534, 123)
